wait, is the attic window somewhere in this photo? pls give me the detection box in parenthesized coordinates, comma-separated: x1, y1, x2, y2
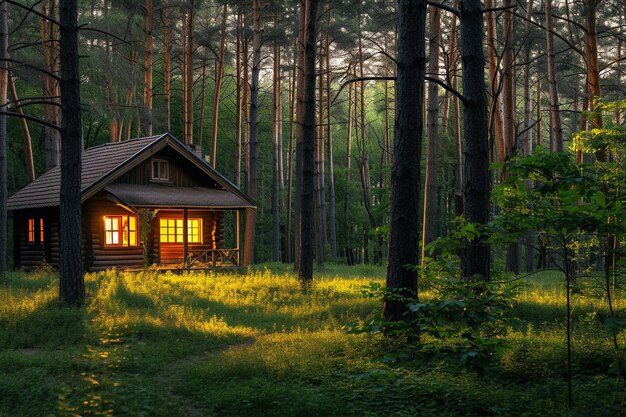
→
(151, 159, 170, 181)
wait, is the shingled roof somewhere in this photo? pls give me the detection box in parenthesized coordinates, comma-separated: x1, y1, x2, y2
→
(104, 184, 251, 208)
(7, 133, 254, 210)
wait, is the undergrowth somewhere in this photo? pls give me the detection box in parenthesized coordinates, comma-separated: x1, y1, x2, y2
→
(0, 264, 624, 416)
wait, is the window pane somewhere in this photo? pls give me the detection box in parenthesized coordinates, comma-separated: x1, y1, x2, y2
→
(153, 161, 159, 178)
(39, 219, 44, 242)
(28, 218, 35, 243)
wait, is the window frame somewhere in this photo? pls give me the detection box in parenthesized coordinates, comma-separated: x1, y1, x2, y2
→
(27, 217, 44, 245)
(159, 217, 203, 244)
(151, 158, 170, 182)
(103, 214, 139, 248)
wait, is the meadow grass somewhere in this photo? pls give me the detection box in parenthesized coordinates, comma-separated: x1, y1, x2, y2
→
(0, 264, 624, 416)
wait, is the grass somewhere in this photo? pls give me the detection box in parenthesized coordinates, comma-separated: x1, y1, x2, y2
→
(0, 264, 624, 416)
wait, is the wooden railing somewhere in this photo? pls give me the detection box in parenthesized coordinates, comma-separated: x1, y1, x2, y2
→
(186, 246, 240, 268)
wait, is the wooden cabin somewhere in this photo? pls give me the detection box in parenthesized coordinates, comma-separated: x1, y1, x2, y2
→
(7, 133, 256, 271)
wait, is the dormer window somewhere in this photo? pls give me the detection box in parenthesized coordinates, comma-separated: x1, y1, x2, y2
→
(151, 158, 170, 181)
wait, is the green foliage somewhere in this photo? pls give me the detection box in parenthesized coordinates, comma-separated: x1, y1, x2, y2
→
(350, 266, 513, 374)
(1, 266, 625, 416)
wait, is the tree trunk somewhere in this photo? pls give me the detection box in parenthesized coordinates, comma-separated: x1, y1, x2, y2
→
(143, 0, 153, 136)
(272, 41, 282, 262)
(502, 0, 520, 273)
(460, 0, 490, 281)
(294, 0, 307, 272)
(449, 14, 462, 188)
(235, 10, 242, 186)
(384, 0, 426, 321)
(0, 0, 7, 276)
(42, 0, 61, 170)
(244, 0, 261, 265)
(546, 0, 563, 152)
(485, 0, 505, 170)
(522, 0, 534, 273)
(59, 0, 85, 305)
(325, 27, 337, 260)
(286, 45, 297, 263)
(210, 4, 228, 167)
(298, 0, 319, 282)
(163, 0, 171, 131)
(9, 72, 35, 181)
(422, 4, 440, 264)
(314, 37, 326, 266)
(182, 2, 195, 145)
(583, 0, 604, 160)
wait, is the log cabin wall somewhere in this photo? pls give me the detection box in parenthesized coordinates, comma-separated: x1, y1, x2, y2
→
(12, 208, 59, 270)
(84, 193, 144, 272)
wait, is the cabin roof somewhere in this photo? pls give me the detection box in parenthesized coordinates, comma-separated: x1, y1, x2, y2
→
(7, 133, 255, 210)
(104, 184, 250, 208)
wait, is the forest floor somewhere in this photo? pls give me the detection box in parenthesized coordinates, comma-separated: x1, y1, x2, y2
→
(0, 263, 624, 417)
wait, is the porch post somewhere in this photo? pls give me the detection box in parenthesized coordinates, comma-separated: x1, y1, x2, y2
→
(183, 208, 189, 269)
(235, 210, 241, 266)
(243, 207, 255, 266)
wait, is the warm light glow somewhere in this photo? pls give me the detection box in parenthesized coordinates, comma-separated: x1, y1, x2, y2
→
(104, 215, 138, 247)
(160, 218, 202, 243)
(28, 218, 35, 243)
(39, 218, 44, 242)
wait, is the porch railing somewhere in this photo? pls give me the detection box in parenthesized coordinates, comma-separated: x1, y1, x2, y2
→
(186, 246, 240, 268)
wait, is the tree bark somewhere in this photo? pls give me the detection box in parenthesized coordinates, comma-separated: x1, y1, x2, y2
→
(42, 0, 61, 170)
(485, 0, 505, 170)
(244, 0, 261, 265)
(286, 45, 297, 263)
(59, 0, 85, 305)
(384, 0, 426, 321)
(235, 10, 243, 186)
(460, 0, 490, 281)
(272, 41, 282, 262)
(0, 0, 7, 276)
(210, 4, 228, 167)
(314, 36, 326, 266)
(9, 72, 35, 182)
(325, 27, 337, 260)
(294, 0, 307, 272)
(143, 0, 153, 136)
(422, 4, 440, 264)
(163, 0, 171, 131)
(298, 0, 319, 283)
(546, 0, 563, 152)
(583, 0, 604, 161)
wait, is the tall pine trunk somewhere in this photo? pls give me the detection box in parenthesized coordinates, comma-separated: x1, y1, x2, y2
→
(298, 0, 319, 282)
(546, 0, 563, 152)
(0, 0, 7, 276)
(210, 5, 228, 167)
(325, 27, 337, 260)
(143, 0, 153, 136)
(272, 42, 282, 262)
(460, 0, 490, 281)
(384, 0, 426, 320)
(42, 0, 61, 170)
(422, 4, 440, 264)
(9, 72, 35, 181)
(163, 0, 171, 131)
(244, 0, 261, 265)
(59, 0, 85, 305)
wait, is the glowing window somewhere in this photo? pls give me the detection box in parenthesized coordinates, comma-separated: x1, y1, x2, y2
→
(28, 218, 35, 243)
(27, 218, 44, 244)
(151, 159, 170, 181)
(104, 215, 138, 247)
(159, 218, 202, 243)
